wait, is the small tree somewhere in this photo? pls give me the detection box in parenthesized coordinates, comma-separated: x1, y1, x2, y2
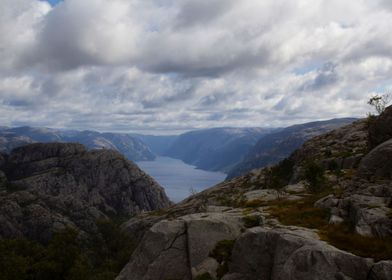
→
(368, 93, 392, 115)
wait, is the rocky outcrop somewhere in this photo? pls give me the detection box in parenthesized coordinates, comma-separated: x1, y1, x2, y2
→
(358, 139, 392, 180)
(224, 227, 375, 280)
(368, 105, 392, 149)
(117, 210, 247, 280)
(0, 143, 170, 242)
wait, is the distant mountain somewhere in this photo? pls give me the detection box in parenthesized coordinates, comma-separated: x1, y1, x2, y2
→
(131, 134, 178, 156)
(164, 127, 275, 172)
(0, 127, 155, 161)
(226, 118, 358, 179)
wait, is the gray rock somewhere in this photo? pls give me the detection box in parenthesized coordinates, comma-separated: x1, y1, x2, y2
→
(117, 212, 244, 280)
(368, 105, 392, 149)
(225, 227, 373, 280)
(358, 139, 392, 180)
(0, 143, 170, 242)
(369, 261, 392, 280)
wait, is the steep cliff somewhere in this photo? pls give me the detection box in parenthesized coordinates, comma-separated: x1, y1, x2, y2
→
(0, 143, 170, 243)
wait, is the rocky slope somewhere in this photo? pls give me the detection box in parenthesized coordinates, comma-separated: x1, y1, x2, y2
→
(0, 143, 170, 243)
(165, 127, 274, 172)
(227, 118, 357, 179)
(116, 110, 392, 279)
(0, 126, 155, 161)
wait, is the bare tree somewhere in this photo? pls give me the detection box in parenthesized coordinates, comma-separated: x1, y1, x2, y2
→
(368, 93, 392, 115)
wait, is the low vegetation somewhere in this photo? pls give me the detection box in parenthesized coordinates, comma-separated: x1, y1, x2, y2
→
(243, 215, 262, 228)
(264, 158, 294, 190)
(265, 195, 392, 261)
(209, 239, 235, 279)
(0, 220, 136, 280)
(303, 160, 327, 193)
(320, 224, 392, 261)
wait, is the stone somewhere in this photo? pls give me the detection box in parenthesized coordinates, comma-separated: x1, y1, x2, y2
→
(368, 105, 392, 149)
(369, 261, 392, 280)
(358, 139, 392, 180)
(225, 227, 373, 280)
(0, 143, 170, 242)
(116, 212, 245, 280)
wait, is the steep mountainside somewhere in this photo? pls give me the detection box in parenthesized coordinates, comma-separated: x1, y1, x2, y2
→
(0, 126, 155, 161)
(165, 127, 274, 172)
(0, 143, 170, 243)
(227, 118, 357, 179)
(131, 134, 178, 155)
(116, 109, 392, 280)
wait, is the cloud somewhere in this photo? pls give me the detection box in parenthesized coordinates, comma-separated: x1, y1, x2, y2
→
(0, 0, 392, 133)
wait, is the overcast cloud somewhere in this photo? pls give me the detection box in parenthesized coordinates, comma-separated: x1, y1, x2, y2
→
(0, 0, 391, 134)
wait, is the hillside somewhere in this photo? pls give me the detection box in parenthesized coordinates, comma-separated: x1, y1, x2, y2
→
(165, 127, 274, 172)
(116, 108, 392, 279)
(0, 127, 155, 161)
(227, 118, 357, 179)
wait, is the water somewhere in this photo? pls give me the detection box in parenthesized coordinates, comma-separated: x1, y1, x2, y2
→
(137, 156, 226, 202)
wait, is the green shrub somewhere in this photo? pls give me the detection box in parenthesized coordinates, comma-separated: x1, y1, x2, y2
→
(264, 158, 294, 190)
(303, 161, 326, 193)
(209, 240, 235, 279)
(0, 220, 136, 280)
(243, 215, 262, 228)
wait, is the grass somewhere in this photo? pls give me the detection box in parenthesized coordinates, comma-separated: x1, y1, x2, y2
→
(265, 195, 392, 261)
(320, 224, 392, 261)
(267, 197, 329, 229)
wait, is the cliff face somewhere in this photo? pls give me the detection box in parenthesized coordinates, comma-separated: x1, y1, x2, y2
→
(117, 109, 392, 280)
(0, 143, 170, 242)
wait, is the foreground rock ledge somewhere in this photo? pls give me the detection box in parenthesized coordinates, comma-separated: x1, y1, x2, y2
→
(116, 211, 392, 280)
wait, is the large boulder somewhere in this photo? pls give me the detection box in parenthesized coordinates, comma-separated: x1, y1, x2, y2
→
(116, 212, 245, 280)
(358, 139, 392, 180)
(369, 261, 392, 280)
(223, 227, 373, 280)
(368, 105, 392, 149)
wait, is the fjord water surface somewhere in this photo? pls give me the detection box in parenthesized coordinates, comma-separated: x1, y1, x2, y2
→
(137, 156, 226, 202)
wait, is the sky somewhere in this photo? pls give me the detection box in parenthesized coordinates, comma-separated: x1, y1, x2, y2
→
(0, 0, 392, 134)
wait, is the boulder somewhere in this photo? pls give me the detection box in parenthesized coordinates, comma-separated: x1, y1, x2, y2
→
(358, 139, 392, 180)
(368, 105, 392, 149)
(369, 261, 392, 280)
(224, 227, 373, 280)
(116, 212, 244, 280)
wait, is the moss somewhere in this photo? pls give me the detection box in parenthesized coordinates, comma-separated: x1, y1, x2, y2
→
(209, 240, 235, 279)
(243, 215, 262, 228)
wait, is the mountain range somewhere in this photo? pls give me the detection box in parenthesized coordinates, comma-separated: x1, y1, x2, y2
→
(227, 118, 358, 178)
(164, 127, 275, 172)
(0, 126, 155, 161)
